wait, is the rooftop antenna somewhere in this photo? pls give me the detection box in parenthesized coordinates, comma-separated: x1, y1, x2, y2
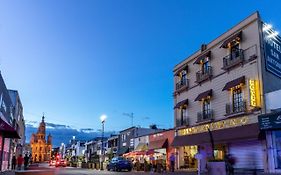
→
(123, 112, 134, 127)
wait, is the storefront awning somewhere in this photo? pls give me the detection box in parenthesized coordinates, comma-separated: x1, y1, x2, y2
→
(0, 118, 20, 139)
(148, 139, 168, 150)
(222, 76, 245, 91)
(174, 99, 188, 109)
(193, 51, 211, 64)
(194, 89, 212, 101)
(171, 123, 260, 147)
(220, 31, 242, 48)
(135, 143, 148, 151)
(117, 146, 129, 156)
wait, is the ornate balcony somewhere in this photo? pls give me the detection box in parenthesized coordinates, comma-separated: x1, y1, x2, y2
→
(175, 79, 189, 92)
(196, 66, 212, 83)
(197, 110, 213, 123)
(226, 100, 247, 116)
(175, 118, 189, 127)
(222, 49, 244, 70)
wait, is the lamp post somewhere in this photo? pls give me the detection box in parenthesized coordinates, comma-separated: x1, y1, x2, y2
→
(100, 114, 107, 170)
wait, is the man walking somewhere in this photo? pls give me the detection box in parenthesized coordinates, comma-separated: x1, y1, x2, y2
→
(169, 153, 175, 172)
(24, 154, 29, 170)
(17, 154, 24, 170)
(12, 155, 16, 170)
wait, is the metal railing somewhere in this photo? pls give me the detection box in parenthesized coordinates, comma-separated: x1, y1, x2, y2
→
(176, 78, 189, 91)
(226, 100, 247, 115)
(197, 109, 213, 122)
(175, 118, 189, 127)
(196, 66, 212, 83)
(223, 49, 244, 70)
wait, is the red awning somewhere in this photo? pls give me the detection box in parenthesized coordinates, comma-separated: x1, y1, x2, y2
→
(0, 118, 20, 139)
(148, 139, 168, 150)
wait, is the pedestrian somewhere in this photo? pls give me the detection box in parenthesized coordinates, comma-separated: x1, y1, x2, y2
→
(169, 153, 175, 172)
(17, 154, 24, 170)
(12, 154, 16, 170)
(24, 154, 29, 170)
(225, 154, 235, 175)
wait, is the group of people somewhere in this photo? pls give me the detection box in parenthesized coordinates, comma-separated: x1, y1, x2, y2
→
(11, 154, 30, 170)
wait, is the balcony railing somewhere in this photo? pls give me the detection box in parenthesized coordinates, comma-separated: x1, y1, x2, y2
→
(222, 49, 244, 70)
(197, 110, 213, 123)
(176, 78, 189, 91)
(226, 100, 247, 115)
(175, 118, 189, 127)
(196, 66, 212, 83)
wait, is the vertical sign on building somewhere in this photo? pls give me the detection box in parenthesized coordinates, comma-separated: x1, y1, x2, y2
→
(263, 23, 281, 78)
(249, 79, 260, 108)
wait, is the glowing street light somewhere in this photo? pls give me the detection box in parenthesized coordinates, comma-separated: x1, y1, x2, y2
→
(100, 114, 107, 170)
(100, 114, 107, 123)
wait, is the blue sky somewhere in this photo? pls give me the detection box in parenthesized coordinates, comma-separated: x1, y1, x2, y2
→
(0, 0, 281, 131)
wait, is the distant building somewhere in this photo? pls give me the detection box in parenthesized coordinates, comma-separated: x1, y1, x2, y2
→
(30, 116, 52, 162)
(107, 135, 118, 157)
(117, 126, 163, 156)
(0, 73, 20, 171)
(8, 90, 26, 157)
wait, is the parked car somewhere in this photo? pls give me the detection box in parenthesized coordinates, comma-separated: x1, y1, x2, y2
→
(107, 157, 132, 172)
(55, 159, 67, 167)
(49, 160, 56, 166)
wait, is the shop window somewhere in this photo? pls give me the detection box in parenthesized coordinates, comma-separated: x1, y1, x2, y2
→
(273, 131, 281, 169)
(232, 87, 243, 112)
(181, 146, 198, 169)
(202, 98, 211, 119)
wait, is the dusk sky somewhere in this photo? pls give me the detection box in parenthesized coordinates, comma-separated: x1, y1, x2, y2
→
(0, 1, 280, 132)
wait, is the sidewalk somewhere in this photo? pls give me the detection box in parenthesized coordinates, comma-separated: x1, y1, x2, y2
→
(0, 171, 15, 175)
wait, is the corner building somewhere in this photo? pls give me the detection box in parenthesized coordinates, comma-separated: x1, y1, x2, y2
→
(30, 116, 52, 162)
(172, 12, 281, 172)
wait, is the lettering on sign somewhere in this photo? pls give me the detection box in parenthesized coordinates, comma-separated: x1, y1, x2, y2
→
(249, 79, 260, 107)
(178, 116, 249, 136)
(249, 80, 257, 107)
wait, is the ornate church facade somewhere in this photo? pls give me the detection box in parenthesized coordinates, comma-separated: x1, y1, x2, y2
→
(30, 116, 52, 162)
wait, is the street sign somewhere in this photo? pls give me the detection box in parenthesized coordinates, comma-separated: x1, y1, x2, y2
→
(258, 111, 281, 130)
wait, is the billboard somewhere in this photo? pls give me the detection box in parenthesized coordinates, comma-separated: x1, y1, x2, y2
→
(263, 23, 281, 78)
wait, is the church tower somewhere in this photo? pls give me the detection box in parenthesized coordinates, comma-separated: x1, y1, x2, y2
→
(30, 115, 52, 162)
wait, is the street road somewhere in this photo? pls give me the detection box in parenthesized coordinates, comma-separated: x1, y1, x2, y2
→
(52, 167, 195, 175)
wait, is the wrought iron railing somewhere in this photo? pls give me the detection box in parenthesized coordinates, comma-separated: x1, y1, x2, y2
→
(196, 66, 212, 83)
(223, 49, 244, 70)
(197, 109, 213, 122)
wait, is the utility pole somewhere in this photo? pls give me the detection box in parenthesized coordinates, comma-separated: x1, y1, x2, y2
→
(123, 113, 134, 127)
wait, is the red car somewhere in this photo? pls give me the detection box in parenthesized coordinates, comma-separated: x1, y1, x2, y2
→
(49, 160, 56, 166)
(55, 159, 67, 167)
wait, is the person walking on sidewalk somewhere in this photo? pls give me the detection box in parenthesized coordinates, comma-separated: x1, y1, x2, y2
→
(169, 153, 175, 172)
(24, 154, 29, 170)
(12, 154, 16, 170)
(17, 154, 24, 170)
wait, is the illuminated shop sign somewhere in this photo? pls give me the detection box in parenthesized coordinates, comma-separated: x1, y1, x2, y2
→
(178, 116, 249, 136)
(263, 23, 281, 78)
(249, 79, 260, 107)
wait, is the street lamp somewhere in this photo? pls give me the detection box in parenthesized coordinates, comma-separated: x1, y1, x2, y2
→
(100, 114, 107, 170)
